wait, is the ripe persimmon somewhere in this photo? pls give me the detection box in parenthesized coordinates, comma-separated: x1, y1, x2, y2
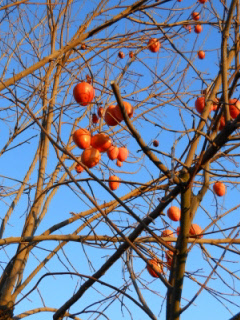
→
(189, 224, 203, 238)
(167, 206, 181, 221)
(229, 99, 240, 119)
(213, 181, 225, 197)
(161, 229, 174, 238)
(192, 12, 200, 21)
(117, 147, 129, 162)
(107, 146, 119, 160)
(146, 259, 162, 277)
(198, 50, 205, 59)
(73, 128, 91, 149)
(195, 97, 205, 114)
(73, 82, 95, 106)
(109, 175, 120, 191)
(105, 105, 118, 126)
(91, 133, 112, 153)
(148, 38, 161, 53)
(116, 160, 123, 167)
(81, 148, 101, 168)
(161, 229, 174, 244)
(114, 101, 133, 122)
(194, 25, 202, 34)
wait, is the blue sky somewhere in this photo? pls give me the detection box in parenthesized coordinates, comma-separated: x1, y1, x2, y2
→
(0, 0, 240, 319)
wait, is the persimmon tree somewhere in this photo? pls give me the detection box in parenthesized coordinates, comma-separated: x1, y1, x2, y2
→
(0, 0, 240, 320)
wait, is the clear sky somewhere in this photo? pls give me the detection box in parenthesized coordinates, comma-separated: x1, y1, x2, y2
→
(0, 1, 239, 320)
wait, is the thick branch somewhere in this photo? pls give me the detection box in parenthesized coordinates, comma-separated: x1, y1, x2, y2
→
(221, 0, 238, 121)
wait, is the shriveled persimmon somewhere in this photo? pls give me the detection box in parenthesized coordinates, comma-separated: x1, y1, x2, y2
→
(129, 51, 134, 58)
(153, 140, 159, 147)
(219, 116, 225, 130)
(118, 51, 125, 59)
(75, 163, 84, 174)
(92, 113, 99, 124)
(165, 251, 173, 268)
(212, 98, 219, 111)
(98, 106, 104, 118)
(176, 226, 181, 236)
(86, 74, 91, 84)
(185, 25, 191, 33)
